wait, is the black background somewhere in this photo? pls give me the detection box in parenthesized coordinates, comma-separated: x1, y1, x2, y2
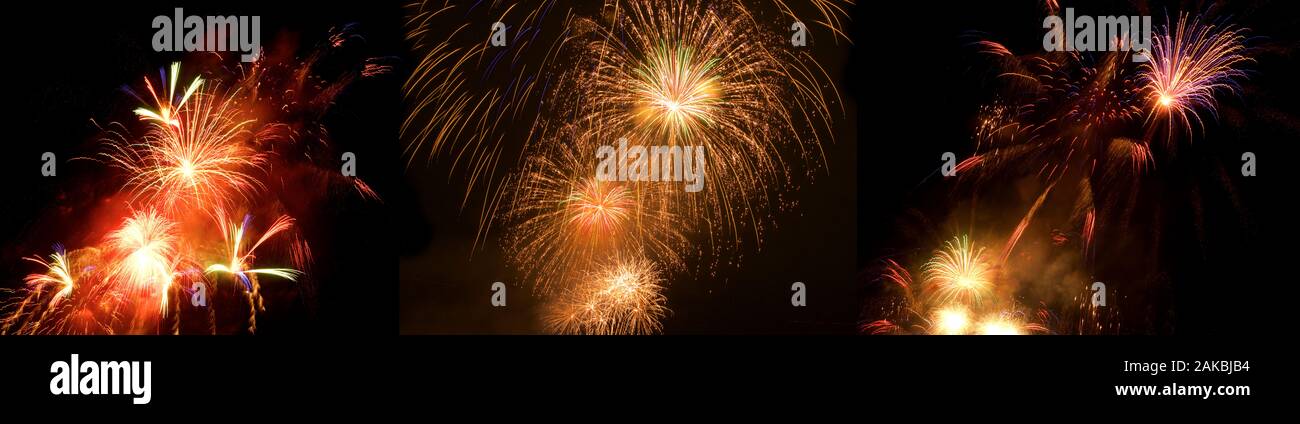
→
(0, 337, 1283, 412)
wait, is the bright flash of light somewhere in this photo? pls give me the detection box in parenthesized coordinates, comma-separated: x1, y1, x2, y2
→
(976, 313, 1024, 336)
(930, 305, 971, 335)
(106, 209, 178, 312)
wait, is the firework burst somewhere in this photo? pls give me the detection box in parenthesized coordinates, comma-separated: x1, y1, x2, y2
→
(106, 209, 180, 313)
(202, 210, 303, 334)
(102, 63, 266, 213)
(22, 246, 77, 308)
(552, 0, 838, 252)
(204, 211, 303, 291)
(545, 256, 670, 335)
(1139, 13, 1250, 140)
(922, 236, 995, 306)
